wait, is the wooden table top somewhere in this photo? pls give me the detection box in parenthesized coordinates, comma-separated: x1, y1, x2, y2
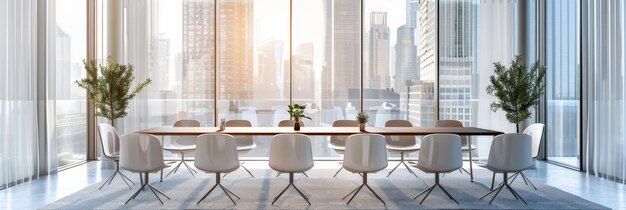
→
(136, 126, 503, 136)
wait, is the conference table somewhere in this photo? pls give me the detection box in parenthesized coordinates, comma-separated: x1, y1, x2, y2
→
(136, 126, 503, 182)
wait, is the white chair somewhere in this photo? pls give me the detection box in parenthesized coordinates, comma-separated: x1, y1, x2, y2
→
(276, 120, 308, 177)
(272, 106, 290, 127)
(97, 123, 135, 190)
(120, 134, 171, 205)
(269, 134, 314, 205)
(328, 120, 358, 177)
(223, 120, 255, 178)
(480, 133, 533, 205)
(195, 134, 241, 205)
(385, 120, 420, 177)
(342, 134, 388, 205)
(412, 134, 462, 205)
(163, 120, 200, 178)
(508, 123, 544, 190)
(435, 120, 476, 175)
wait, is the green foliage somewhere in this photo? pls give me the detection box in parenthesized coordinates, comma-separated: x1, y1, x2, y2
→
(287, 104, 311, 122)
(486, 55, 546, 125)
(356, 112, 369, 124)
(75, 57, 152, 124)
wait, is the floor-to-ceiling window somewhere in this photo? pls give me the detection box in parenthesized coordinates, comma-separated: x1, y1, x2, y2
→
(47, 0, 88, 170)
(438, 0, 528, 158)
(546, 0, 580, 168)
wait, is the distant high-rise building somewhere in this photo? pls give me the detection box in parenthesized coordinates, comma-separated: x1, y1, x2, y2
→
(321, 0, 360, 109)
(182, 0, 254, 103)
(368, 12, 390, 90)
(406, 0, 420, 29)
(407, 80, 435, 126)
(293, 43, 315, 100)
(153, 34, 170, 92)
(55, 25, 72, 100)
(256, 39, 283, 100)
(395, 25, 418, 119)
(418, 0, 437, 81)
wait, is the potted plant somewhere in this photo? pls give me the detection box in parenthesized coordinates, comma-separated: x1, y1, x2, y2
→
(486, 55, 546, 133)
(75, 57, 152, 128)
(356, 112, 369, 131)
(287, 104, 311, 131)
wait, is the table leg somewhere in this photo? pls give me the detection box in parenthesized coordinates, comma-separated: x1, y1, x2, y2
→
(468, 137, 474, 182)
(160, 135, 164, 182)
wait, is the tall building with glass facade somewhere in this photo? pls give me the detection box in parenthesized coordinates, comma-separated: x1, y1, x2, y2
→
(368, 11, 390, 90)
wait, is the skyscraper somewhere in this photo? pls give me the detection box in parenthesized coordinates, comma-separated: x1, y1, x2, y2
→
(395, 25, 418, 119)
(368, 12, 390, 90)
(321, 0, 361, 110)
(293, 43, 315, 100)
(418, 0, 437, 81)
(182, 0, 254, 102)
(256, 39, 283, 100)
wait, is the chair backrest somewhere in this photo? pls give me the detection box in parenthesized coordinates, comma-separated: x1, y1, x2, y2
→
(435, 120, 470, 146)
(172, 119, 200, 146)
(194, 134, 239, 172)
(418, 134, 463, 172)
(269, 134, 314, 172)
(487, 134, 533, 172)
(343, 134, 388, 173)
(277, 120, 304, 127)
(385, 120, 417, 147)
(119, 134, 164, 172)
(98, 123, 120, 159)
(330, 120, 358, 147)
(272, 106, 290, 127)
(224, 120, 254, 147)
(523, 123, 545, 158)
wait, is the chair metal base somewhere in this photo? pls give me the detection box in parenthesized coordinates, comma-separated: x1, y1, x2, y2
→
(99, 161, 135, 190)
(441, 168, 470, 178)
(125, 173, 171, 205)
(489, 171, 537, 190)
(481, 172, 527, 205)
(272, 173, 310, 205)
(413, 173, 459, 205)
(198, 172, 240, 205)
(276, 171, 308, 178)
(224, 162, 254, 178)
(343, 173, 386, 205)
(165, 153, 197, 178)
(387, 152, 417, 177)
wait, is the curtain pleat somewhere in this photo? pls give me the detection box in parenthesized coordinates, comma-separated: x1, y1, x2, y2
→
(0, 0, 40, 188)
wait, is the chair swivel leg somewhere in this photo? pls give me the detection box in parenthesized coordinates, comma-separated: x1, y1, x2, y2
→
(272, 173, 310, 205)
(480, 172, 527, 205)
(387, 152, 417, 177)
(99, 161, 135, 190)
(165, 153, 197, 178)
(125, 172, 171, 205)
(197, 173, 240, 205)
(343, 173, 386, 205)
(413, 173, 459, 205)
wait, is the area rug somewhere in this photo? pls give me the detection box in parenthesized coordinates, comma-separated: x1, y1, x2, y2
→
(40, 166, 609, 209)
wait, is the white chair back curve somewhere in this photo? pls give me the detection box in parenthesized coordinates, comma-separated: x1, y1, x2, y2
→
(385, 120, 417, 147)
(224, 120, 255, 148)
(330, 120, 358, 148)
(277, 120, 305, 127)
(487, 133, 533, 172)
(98, 123, 120, 159)
(269, 134, 314, 173)
(194, 134, 240, 173)
(172, 119, 201, 146)
(523, 123, 544, 158)
(435, 120, 470, 147)
(418, 134, 463, 172)
(343, 134, 388, 173)
(120, 134, 165, 173)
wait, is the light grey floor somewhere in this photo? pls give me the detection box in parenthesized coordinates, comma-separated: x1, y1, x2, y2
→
(0, 160, 624, 210)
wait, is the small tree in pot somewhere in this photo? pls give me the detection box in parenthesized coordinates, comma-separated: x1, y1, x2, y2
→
(486, 55, 546, 133)
(287, 103, 311, 131)
(75, 57, 152, 128)
(356, 112, 369, 131)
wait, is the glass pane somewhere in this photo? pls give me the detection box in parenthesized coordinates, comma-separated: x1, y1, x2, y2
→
(546, 0, 580, 168)
(49, 0, 88, 169)
(217, 0, 289, 157)
(293, 0, 362, 158)
(438, 0, 524, 158)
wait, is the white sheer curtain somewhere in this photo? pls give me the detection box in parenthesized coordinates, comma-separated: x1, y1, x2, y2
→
(0, 0, 41, 188)
(583, 0, 626, 182)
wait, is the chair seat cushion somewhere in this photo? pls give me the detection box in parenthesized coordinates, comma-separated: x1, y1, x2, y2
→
(163, 144, 196, 152)
(386, 144, 420, 152)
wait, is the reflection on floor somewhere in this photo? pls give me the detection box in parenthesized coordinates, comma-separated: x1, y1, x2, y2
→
(0, 160, 623, 209)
